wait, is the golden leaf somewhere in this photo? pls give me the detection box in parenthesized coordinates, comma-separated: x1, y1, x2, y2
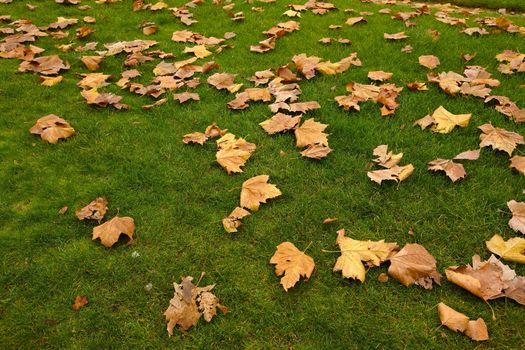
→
(270, 242, 315, 291)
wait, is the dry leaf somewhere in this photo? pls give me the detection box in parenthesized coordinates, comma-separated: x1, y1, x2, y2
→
(164, 276, 227, 336)
(378, 273, 389, 283)
(510, 156, 525, 176)
(205, 123, 227, 138)
(39, 75, 63, 87)
(222, 207, 250, 233)
(384, 32, 408, 40)
(418, 55, 440, 69)
(294, 119, 328, 147)
(388, 243, 441, 289)
(479, 124, 524, 156)
(240, 175, 281, 211)
(438, 303, 488, 341)
(333, 229, 398, 283)
(182, 132, 207, 145)
(29, 114, 75, 144)
(486, 234, 525, 264)
(215, 133, 256, 174)
(142, 98, 167, 110)
(372, 144, 403, 168)
(260, 113, 301, 135)
(454, 149, 480, 160)
(368, 70, 393, 81)
(368, 165, 414, 184)
(300, 144, 332, 160)
(431, 106, 471, 134)
(346, 17, 366, 26)
(173, 92, 200, 103)
(81, 56, 103, 71)
(71, 295, 89, 311)
(270, 242, 315, 291)
(92, 216, 135, 248)
(428, 159, 466, 182)
(323, 217, 337, 224)
(75, 197, 108, 222)
(508, 200, 525, 234)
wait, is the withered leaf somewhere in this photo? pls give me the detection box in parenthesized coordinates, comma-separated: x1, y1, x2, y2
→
(294, 119, 328, 147)
(183, 132, 207, 145)
(270, 242, 315, 291)
(418, 55, 440, 69)
(368, 165, 414, 184)
(259, 113, 301, 135)
(92, 216, 135, 248)
(29, 114, 75, 144)
(19, 55, 70, 75)
(479, 124, 524, 156)
(75, 197, 108, 222)
(384, 32, 408, 40)
(215, 133, 256, 174)
(71, 295, 89, 311)
(486, 234, 525, 264)
(508, 200, 525, 235)
(428, 159, 466, 182)
(368, 70, 393, 82)
(438, 303, 489, 341)
(510, 156, 525, 176)
(300, 144, 332, 160)
(222, 207, 250, 233)
(388, 243, 441, 289)
(173, 92, 200, 103)
(240, 175, 281, 211)
(39, 75, 63, 87)
(81, 56, 103, 71)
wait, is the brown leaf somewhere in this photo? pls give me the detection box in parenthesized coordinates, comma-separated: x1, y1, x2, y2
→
(454, 149, 480, 160)
(323, 217, 337, 224)
(510, 156, 525, 176)
(367, 165, 414, 184)
(222, 207, 250, 233)
(71, 295, 88, 311)
(204, 123, 227, 138)
(428, 159, 466, 182)
(19, 55, 70, 75)
(81, 56, 103, 71)
(39, 76, 63, 87)
(240, 175, 281, 211)
(378, 273, 389, 283)
(346, 16, 367, 26)
(508, 200, 525, 234)
(294, 119, 328, 147)
(77, 73, 112, 89)
(92, 216, 135, 248)
(384, 32, 408, 40)
(58, 206, 68, 215)
(438, 303, 489, 341)
(75, 197, 108, 222)
(182, 132, 207, 145)
(479, 123, 524, 156)
(215, 133, 256, 174)
(300, 144, 332, 160)
(372, 144, 403, 168)
(29, 114, 75, 144)
(413, 115, 435, 129)
(142, 98, 168, 109)
(418, 55, 440, 69)
(259, 113, 301, 135)
(270, 242, 315, 291)
(388, 243, 441, 289)
(368, 70, 393, 82)
(173, 92, 200, 103)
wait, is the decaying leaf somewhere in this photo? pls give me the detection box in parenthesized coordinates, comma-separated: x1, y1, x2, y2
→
(508, 200, 525, 235)
(445, 255, 525, 305)
(92, 216, 135, 248)
(222, 207, 250, 233)
(486, 234, 525, 264)
(368, 145, 413, 184)
(333, 229, 398, 283)
(437, 303, 489, 341)
(39, 75, 63, 87)
(372, 144, 403, 168)
(479, 124, 524, 156)
(270, 242, 315, 291)
(428, 159, 466, 182)
(164, 276, 227, 336)
(510, 156, 525, 176)
(75, 197, 108, 222)
(205, 123, 227, 138)
(300, 144, 332, 160)
(183, 132, 207, 145)
(29, 114, 75, 144)
(368, 71, 392, 82)
(388, 243, 441, 289)
(240, 175, 281, 211)
(173, 92, 200, 103)
(418, 55, 440, 69)
(215, 133, 256, 174)
(430, 106, 471, 134)
(294, 119, 328, 147)
(260, 113, 301, 135)
(384, 32, 408, 40)
(71, 295, 89, 311)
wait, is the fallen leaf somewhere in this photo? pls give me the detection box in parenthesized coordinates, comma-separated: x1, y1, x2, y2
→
(323, 217, 337, 224)
(260, 113, 301, 134)
(431, 106, 471, 134)
(333, 229, 398, 282)
(419, 55, 440, 69)
(71, 296, 88, 311)
(81, 56, 103, 71)
(438, 303, 488, 341)
(215, 133, 256, 174)
(75, 197, 108, 222)
(372, 144, 403, 168)
(378, 273, 389, 283)
(39, 75, 63, 87)
(428, 159, 466, 182)
(58, 206, 68, 215)
(479, 124, 524, 156)
(510, 156, 525, 176)
(270, 242, 315, 291)
(294, 119, 328, 147)
(182, 132, 207, 145)
(368, 165, 414, 184)
(388, 243, 441, 289)
(205, 123, 227, 138)
(300, 144, 332, 160)
(368, 70, 393, 81)
(92, 216, 135, 248)
(222, 207, 250, 233)
(508, 200, 525, 234)
(173, 92, 200, 103)
(384, 32, 408, 40)
(346, 16, 366, 26)
(184, 45, 212, 59)
(29, 114, 75, 144)
(240, 175, 281, 211)
(486, 234, 525, 264)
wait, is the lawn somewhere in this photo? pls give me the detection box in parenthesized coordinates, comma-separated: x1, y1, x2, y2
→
(1, 0, 525, 349)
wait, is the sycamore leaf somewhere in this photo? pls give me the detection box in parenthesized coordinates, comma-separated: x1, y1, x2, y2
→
(240, 175, 281, 211)
(486, 234, 525, 264)
(510, 156, 525, 176)
(77, 73, 112, 89)
(479, 123, 524, 156)
(430, 106, 471, 133)
(368, 165, 414, 184)
(428, 159, 466, 182)
(92, 216, 135, 248)
(418, 55, 440, 69)
(454, 149, 480, 160)
(368, 71, 392, 82)
(184, 45, 212, 59)
(413, 115, 435, 129)
(164, 276, 227, 336)
(183, 132, 208, 145)
(260, 113, 301, 135)
(81, 56, 103, 71)
(508, 200, 525, 234)
(300, 144, 332, 160)
(372, 144, 403, 168)
(222, 207, 250, 233)
(270, 242, 315, 291)
(445, 255, 525, 305)
(333, 229, 398, 282)
(39, 75, 63, 87)
(75, 197, 108, 222)
(438, 303, 489, 341)
(388, 243, 441, 289)
(215, 133, 256, 174)
(29, 114, 75, 144)
(173, 92, 200, 103)
(294, 119, 328, 147)
(205, 123, 227, 138)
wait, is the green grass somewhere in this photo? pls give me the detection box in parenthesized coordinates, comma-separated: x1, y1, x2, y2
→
(424, 0, 525, 11)
(1, 0, 525, 349)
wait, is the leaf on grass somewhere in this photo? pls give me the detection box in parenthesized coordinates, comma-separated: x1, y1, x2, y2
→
(486, 234, 525, 264)
(92, 216, 135, 248)
(418, 55, 440, 69)
(260, 113, 301, 135)
(368, 165, 414, 184)
(184, 45, 212, 59)
(29, 114, 75, 144)
(333, 229, 398, 283)
(384, 32, 408, 40)
(142, 98, 167, 109)
(270, 242, 315, 291)
(428, 159, 466, 182)
(39, 75, 63, 87)
(438, 303, 489, 341)
(71, 295, 88, 311)
(368, 71, 392, 82)
(77, 73, 112, 89)
(240, 175, 281, 211)
(294, 119, 328, 147)
(19, 55, 70, 75)
(182, 132, 207, 145)
(300, 144, 332, 160)
(205, 123, 227, 138)
(510, 156, 525, 176)
(164, 276, 227, 336)
(445, 255, 525, 305)
(372, 144, 403, 168)
(479, 123, 524, 156)
(346, 17, 366, 26)
(215, 133, 256, 174)
(75, 197, 108, 222)
(81, 56, 103, 71)
(222, 207, 250, 233)
(388, 243, 441, 289)
(207, 73, 242, 93)
(508, 200, 525, 234)
(430, 106, 471, 133)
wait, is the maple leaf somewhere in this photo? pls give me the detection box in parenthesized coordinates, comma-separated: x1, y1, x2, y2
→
(205, 123, 227, 138)
(437, 303, 489, 341)
(270, 242, 315, 291)
(174, 92, 200, 103)
(81, 56, 103, 71)
(300, 144, 332, 160)
(479, 124, 524, 156)
(508, 200, 525, 234)
(368, 165, 414, 184)
(418, 55, 440, 69)
(428, 159, 466, 182)
(183, 132, 207, 145)
(222, 207, 250, 233)
(368, 71, 392, 82)
(445, 255, 525, 305)
(164, 276, 227, 336)
(215, 133, 256, 174)
(372, 144, 403, 168)
(142, 98, 168, 110)
(71, 295, 89, 311)
(388, 243, 441, 289)
(430, 106, 471, 133)
(92, 216, 135, 248)
(77, 73, 112, 89)
(19, 55, 70, 75)
(406, 82, 428, 91)
(333, 229, 398, 282)
(39, 76, 63, 87)
(294, 119, 328, 147)
(240, 175, 281, 211)
(184, 45, 212, 59)
(384, 32, 408, 40)
(510, 156, 525, 176)
(346, 17, 366, 26)
(75, 197, 108, 222)
(486, 234, 525, 264)
(260, 113, 301, 135)
(29, 114, 75, 144)
(207, 73, 242, 92)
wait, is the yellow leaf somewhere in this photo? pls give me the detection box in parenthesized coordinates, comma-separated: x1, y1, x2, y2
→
(486, 234, 525, 264)
(270, 242, 315, 291)
(431, 106, 471, 133)
(240, 175, 281, 211)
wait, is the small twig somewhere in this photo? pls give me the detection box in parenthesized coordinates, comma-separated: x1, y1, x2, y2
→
(302, 241, 313, 253)
(196, 271, 206, 287)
